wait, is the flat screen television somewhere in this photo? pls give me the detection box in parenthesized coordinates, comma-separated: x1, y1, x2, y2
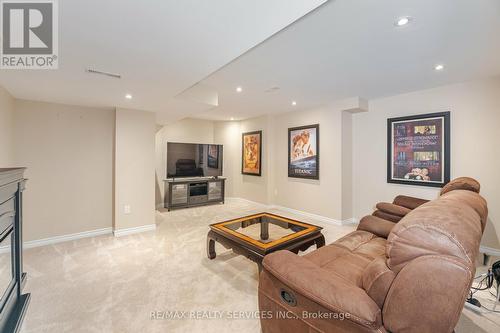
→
(167, 142, 223, 178)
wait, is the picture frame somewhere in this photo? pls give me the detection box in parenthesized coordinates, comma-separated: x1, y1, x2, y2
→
(207, 144, 219, 169)
(387, 111, 450, 187)
(288, 124, 319, 179)
(241, 131, 262, 176)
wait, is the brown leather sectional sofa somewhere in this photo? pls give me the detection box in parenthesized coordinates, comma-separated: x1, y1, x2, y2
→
(258, 177, 487, 333)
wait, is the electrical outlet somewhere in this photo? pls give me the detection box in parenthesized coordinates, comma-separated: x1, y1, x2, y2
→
(124, 205, 131, 214)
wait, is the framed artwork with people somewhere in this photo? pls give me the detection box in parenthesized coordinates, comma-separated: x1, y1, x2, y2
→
(387, 112, 450, 187)
(242, 131, 262, 176)
(288, 124, 319, 179)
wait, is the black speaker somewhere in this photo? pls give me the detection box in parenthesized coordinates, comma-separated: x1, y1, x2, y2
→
(492, 260, 500, 285)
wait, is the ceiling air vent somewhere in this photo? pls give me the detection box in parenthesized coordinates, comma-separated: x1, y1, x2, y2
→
(85, 68, 121, 79)
(264, 86, 280, 93)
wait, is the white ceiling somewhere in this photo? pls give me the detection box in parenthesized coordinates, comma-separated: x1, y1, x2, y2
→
(0, 0, 327, 122)
(195, 0, 500, 121)
(1, 0, 499, 124)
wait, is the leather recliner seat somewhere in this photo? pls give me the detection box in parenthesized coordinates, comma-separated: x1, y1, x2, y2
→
(258, 177, 488, 333)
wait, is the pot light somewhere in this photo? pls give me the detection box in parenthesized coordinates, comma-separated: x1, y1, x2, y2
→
(125, 94, 132, 99)
(395, 16, 411, 27)
(292, 101, 297, 106)
(434, 64, 444, 71)
(230, 117, 235, 121)
(236, 86, 243, 93)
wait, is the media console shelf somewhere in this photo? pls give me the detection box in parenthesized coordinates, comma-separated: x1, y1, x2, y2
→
(164, 177, 225, 211)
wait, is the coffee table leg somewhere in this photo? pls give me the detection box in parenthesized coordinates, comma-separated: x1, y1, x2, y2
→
(260, 221, 269, 240)
(207, 232, 216, 259)
(315, 234, 325, 248)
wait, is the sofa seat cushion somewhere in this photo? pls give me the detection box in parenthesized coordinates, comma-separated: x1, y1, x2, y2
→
(304, 231, 387, 287)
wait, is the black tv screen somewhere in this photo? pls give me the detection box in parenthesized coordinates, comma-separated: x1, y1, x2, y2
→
(167, 142, 223, 178)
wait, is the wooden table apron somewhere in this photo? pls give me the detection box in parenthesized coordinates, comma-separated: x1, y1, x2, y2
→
(206, 228, 325, 269)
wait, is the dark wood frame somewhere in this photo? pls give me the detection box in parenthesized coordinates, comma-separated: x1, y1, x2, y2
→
(387, 111, 450, 188)
(241, 130, 262, 176)
(206, 212, 325, 271)
(207, 144, 219, 169)
(288, 124, 320, 180)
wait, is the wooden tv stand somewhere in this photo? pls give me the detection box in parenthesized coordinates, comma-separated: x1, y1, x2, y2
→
(164, 177, 225, 211)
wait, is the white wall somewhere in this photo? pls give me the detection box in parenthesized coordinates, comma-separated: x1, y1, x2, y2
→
(13, 100, 115, 241)
(0, 86, 14, 166)
(213, 105, 348, 220)
(270, 106, 344, 220)
(115, 108, 156, 231)
(213, 121, 240, 198)
(155, 118, 215, 207)
(215, 116, 271, 204)
(352, 77, 500, 247)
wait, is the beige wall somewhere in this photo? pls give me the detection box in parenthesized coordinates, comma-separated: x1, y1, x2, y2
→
(270, 106, 344, 219)
(213, 121, 240, 198)
(13, 100, 115, 241)
(115, 108, 156, 230)
(155, 118, 215, 207)
(341, 111, 353, 220)
(0, 86, 14, 167)
(214, 116, 271, 204)
(352, 77, 500, 247)
(213, 106, 347, 220)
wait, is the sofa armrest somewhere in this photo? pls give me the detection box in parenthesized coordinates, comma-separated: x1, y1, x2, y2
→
(373, 210, 402, 222)
(262, 250, 382, 329)
(376, 202, 412, 217)
(393, 195, 429, 210)
(357, 215, 396, 238)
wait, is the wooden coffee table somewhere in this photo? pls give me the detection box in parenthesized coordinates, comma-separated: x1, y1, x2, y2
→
(207, 212, 325, 270)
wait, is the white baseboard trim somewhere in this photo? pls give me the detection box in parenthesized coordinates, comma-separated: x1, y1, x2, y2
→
(227, 197, 346, 226)
(480, 245, 500, 257)
(113, 224, 157, 237)
(268, 204, 343, 226)
(342, 217, 359, 225)
(0, 227, 113, 253)
(226, 197, 268, 206)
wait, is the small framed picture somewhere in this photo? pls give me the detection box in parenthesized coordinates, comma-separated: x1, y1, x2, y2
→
(207, 145, 219, 169)
(387, 111, 450, 187)
(288, 124, 319, 179)
(242, 131, 262, 176)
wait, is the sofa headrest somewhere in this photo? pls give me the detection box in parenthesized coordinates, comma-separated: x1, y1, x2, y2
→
(440, 177, 480, 196)
(386, 189, 487, 274)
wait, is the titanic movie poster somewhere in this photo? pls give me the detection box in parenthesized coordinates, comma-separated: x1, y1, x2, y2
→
(288, 124, 319, 179)
(387, 112, 450, 187)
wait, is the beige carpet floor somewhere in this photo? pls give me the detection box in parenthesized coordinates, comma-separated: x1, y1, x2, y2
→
(17, 198, 500, 333)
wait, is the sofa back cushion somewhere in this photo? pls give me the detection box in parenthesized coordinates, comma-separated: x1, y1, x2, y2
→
(362, 257, 395, 308)
(382, 186, 487, 332)
(386, 189, 486, 274)
(440, 176, 480, 196)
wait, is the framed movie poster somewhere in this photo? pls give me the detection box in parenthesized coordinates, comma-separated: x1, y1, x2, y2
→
(288, 124, 319, 179)
(207, 145, 219, 169)
(387, 112, 450, 187)
(242, 131, 262, 176)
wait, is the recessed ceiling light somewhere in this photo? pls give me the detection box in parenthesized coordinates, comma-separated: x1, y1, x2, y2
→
(434, 64, 444, 71)
(125, 94, 132, 99)
(230, 117, 235, 121)
(292, 101, 297, 106)
(236, 86, 243, 93)
(395, 16, 411, 27)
